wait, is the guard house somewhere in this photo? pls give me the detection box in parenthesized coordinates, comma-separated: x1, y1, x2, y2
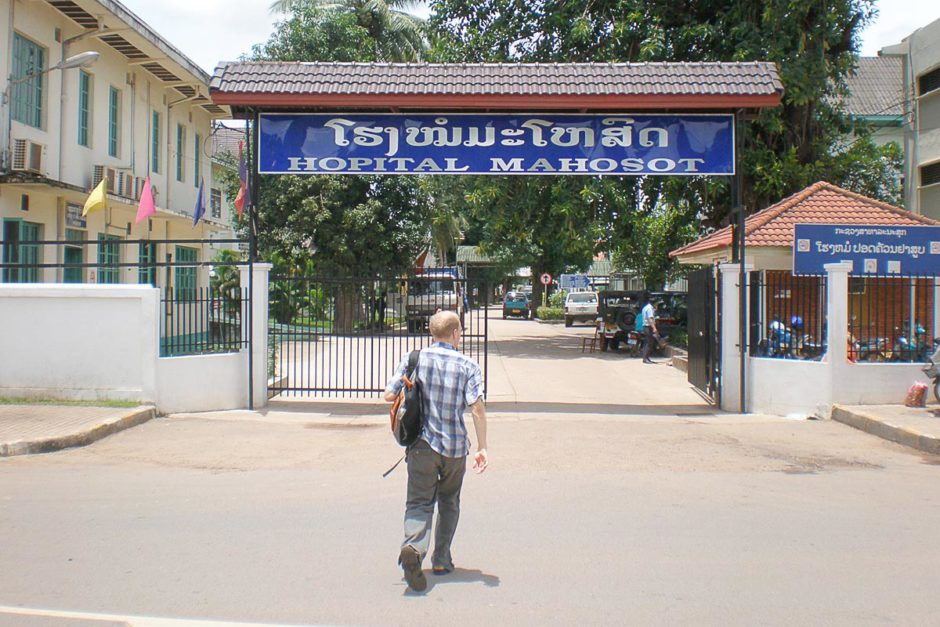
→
(671, 181, 940, 416)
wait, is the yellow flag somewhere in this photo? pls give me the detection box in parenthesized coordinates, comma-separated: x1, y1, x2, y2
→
(82, 177, 108, 216)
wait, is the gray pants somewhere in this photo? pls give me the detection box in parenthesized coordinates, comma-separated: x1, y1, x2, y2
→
(643, 325, 656, 360)
(402, 439, 467, 571)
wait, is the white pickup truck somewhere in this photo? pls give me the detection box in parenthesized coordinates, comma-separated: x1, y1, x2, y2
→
(406, 269, 465, 332)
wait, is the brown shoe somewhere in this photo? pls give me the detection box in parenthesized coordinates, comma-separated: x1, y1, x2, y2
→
(399, 545, 427, 591)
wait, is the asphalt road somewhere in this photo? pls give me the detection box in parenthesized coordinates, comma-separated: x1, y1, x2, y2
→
(2, 314, 939, 626)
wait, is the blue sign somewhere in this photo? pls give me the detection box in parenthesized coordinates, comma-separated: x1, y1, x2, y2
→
(793, 224, 940, 276)
(258, 113, 735, 176)
(560, 274, 591, 290)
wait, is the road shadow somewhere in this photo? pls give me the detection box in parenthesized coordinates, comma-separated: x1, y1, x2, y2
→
(263, 399, 387, 416)
(486, 401, 718, 416)
(404, 567, 501, 595)
(494, 335, 668, 360)
(491, 333, 627, 361)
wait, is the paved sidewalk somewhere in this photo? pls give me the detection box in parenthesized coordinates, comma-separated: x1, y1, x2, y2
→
(832, 403, 940, 455)
(0, 404, 155, 457)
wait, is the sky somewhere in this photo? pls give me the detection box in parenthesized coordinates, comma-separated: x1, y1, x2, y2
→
(119, 0, 940, 75)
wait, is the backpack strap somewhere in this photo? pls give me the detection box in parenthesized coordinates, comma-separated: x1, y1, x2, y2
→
(407, 349, 420, 378)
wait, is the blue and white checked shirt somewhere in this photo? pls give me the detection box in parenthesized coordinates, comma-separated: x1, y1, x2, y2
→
(385, 342, 484, 458)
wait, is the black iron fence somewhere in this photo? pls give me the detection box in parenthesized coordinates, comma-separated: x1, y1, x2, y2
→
(0, 238, 251, 357)
(268, 274, 489, 397)
(749, 271, 827, 360)
(160, 285, 250, 357)
(847, 274, 936, 363)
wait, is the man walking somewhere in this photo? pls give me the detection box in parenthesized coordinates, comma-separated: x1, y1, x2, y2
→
(384, 310, 488, 592)
(641, 291, 659, 364)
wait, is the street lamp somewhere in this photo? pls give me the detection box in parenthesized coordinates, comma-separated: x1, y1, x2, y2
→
(2, 51, 100, 104)
(1, 51, 99, 169)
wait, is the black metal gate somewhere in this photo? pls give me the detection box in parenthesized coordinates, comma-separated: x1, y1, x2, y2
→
(267, 274, 489, 397)
(687, 266, 720, 403)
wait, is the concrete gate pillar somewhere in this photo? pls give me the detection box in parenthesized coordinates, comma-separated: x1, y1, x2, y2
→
(826, 261, 851, 408)
(240, 263, 272, 409)
(719, 262, 752, 413)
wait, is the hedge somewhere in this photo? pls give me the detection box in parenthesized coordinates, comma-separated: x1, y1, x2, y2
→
(536, 306, 564, 320)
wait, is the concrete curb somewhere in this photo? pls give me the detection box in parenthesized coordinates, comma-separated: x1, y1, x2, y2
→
(0, 406, 156, 457)
(831, 404, 940, 455)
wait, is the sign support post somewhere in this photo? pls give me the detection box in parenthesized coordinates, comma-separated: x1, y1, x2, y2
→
(734, 110, 747, 414)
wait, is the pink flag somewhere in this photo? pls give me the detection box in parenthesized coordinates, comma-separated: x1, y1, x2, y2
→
(135, 177, 156, 224)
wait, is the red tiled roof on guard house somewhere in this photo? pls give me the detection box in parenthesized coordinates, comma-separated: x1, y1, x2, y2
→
(670, 181, 940, 259)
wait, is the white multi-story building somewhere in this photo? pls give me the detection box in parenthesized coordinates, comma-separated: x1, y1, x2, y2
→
(0, 0, 236, 287)
(882, 17, 940, 220)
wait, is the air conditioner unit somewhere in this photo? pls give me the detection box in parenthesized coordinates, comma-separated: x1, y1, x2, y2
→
(11, 139, 44, 174)
(92, 165, 117, 194)
(118, 172, 135, 199)
(135, 176, 154, 201)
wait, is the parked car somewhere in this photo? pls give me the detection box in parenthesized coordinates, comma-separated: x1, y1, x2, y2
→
(564, 291, 599, 327)
(596, 291, 642, 351)
(596, 291, 688, 352)
(503, 291, 532, 319)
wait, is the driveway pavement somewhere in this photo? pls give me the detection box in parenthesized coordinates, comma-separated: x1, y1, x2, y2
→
(2, 312, 940, 625)
(486, 314, 710, 411)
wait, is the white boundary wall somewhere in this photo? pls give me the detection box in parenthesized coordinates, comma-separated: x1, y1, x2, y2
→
(721, 263, 930, 417)
(0, 267, 271, 413)
(0, 284, 159, 402)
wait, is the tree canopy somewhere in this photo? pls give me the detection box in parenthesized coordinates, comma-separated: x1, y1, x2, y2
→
(426, 0, 899, 285)
(269, 0, 427, 61)
(240, 4, 432, 277)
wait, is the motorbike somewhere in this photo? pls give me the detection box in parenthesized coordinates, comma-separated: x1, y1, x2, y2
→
(766, 319, 793, 357)
(764, 316, 823, 359)
(854, 336, 890, 362)
(891, 322, 935, 363)
(922, 344, 940, 402)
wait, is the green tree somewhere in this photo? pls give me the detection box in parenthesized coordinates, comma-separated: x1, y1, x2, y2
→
(463, 176, 602, 307)
(428, 0, 893, 285)
(270, 0, 427, 61)
(243, 5, 434, 330)
(422, 177, 468, 265)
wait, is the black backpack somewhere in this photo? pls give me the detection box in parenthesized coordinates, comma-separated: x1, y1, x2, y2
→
(390, 350, 424, 447)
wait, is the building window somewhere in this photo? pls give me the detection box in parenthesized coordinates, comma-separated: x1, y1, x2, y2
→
(139, 241, 157, 286)
(194, 133, 201, 186)
(108, 87, 120, 158)
(848, 277, 866, 295)
(151, 111, 160, 173)
(922, 161, 940, 188)
(97, 234, 121, 284)
(210, 188, 222, 219)
(77, 71, 91, 147)
(11, 33, 45, 128)
(64, 229, 85, 283)
(2, 220, 41, 282)
(176, 124, 185, 182)
(174, 246, 197, 300)
(919, 67, 940, 97)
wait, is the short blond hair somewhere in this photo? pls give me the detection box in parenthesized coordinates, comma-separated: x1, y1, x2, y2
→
(429, 310, 461, 339)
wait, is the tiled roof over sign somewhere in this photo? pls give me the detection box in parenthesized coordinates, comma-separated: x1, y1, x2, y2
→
(210, 61, 784, 111)
(670, 182, 939, 259)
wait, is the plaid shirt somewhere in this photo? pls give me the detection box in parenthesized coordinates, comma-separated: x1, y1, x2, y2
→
(385, 342, 484, 458)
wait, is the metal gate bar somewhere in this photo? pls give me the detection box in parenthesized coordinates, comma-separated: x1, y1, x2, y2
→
(268, 275, 489, 398)
(687, 266, 720, 403)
